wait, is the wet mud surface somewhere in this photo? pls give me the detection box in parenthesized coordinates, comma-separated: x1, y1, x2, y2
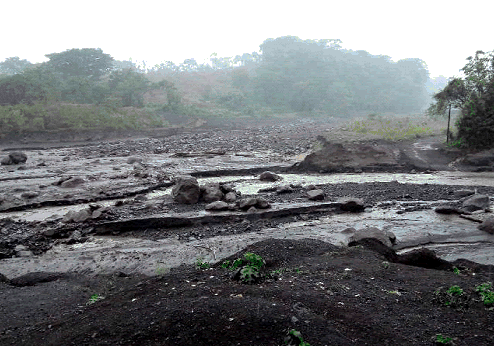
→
(1, 117, 494, 345)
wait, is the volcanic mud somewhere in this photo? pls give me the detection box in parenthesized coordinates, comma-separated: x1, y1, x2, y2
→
(1, 117, 494, 345)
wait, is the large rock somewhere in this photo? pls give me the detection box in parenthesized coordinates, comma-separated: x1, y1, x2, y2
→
(299, 142, 398, 171)
(462, 194, 490, 212)
(478, 216, 494, 234)
(347, 227, 396, 247)
(239, 197, 258, 210)
(1, 152, 28, 165)
(307, 189, 325, 201)
(172, 176, 201, 204)
(338, 197, 365, 212)
(259, 171, 282, 182)
(201, 183, 224, 203)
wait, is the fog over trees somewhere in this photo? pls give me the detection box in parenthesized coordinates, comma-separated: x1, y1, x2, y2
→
(0, 35, 458, 135)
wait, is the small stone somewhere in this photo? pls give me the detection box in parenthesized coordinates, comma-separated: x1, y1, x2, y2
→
(454, 189, 475, 199)
(205, 201, 229, 211)
(127, 157, 143, 164)
(60, 177, 85, 188)
(276, 185, 294, 194)
(247, 206, 257, 213)
(256, 198, 271, 209)
(21, 191, 39, 199)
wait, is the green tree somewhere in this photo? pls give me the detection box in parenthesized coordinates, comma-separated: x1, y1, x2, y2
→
(0, 57, 33, 75)
(45, 48, 114, 81)
(430, 50, 494, 148)
(108, 69, 154, 107)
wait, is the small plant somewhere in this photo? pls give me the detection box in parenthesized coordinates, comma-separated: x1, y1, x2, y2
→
(476, 282, 494, 305)
(447, 285, 463, 296)
(87, 294, 104, 305)
(222, 252, 266, 284)
(433, 285, 472, 310)
(452, 267, 460, 275)
(284, 329, 311, 346)
(435, 333, 454, 345)
(196, 258, 211, 269)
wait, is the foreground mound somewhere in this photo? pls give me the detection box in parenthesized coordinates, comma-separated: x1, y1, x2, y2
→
(1, 238, 493, 345)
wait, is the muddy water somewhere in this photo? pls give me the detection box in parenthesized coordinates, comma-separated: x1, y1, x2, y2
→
(1, 171, 494, 278)
(4, 171, 494, 222)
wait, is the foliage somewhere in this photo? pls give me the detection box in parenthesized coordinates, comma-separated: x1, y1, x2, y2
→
(221, 252, 266, 284)
(196, 258, 211, 269)
(476, 282, 494, 305)
(428, 50, 494, 148)
(45, 48, 114, 81)
(108, 69, 155, 107)
(0, 103, 163, 134)
(87, 294, 104, 305)
(0, 57, 33, 75)
(284, 329, 311, 346)
(435, 334, 454, 345)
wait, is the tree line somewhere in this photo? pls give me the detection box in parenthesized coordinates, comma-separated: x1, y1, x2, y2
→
(1, 36, 439, 133)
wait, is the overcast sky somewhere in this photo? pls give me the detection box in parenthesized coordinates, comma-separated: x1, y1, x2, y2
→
(2, 0, 490, 78)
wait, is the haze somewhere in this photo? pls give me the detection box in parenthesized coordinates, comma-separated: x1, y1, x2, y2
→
(2, 0, 490, 78)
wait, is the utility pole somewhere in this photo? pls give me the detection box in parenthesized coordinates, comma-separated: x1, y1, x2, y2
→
(446, 103, 452, 143)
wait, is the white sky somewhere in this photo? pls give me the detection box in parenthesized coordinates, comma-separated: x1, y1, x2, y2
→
(1, 0, 491, 78)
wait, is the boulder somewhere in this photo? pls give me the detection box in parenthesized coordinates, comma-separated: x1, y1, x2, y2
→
(259, 171, 282, 182)
(1, 152, 28, 165)
(478, 216, 494, 234)
(0, 156, 12, 165)
(201, 183, 224, 203)
(60, 177, 85, 188)
(239, 197, 258, 210)
(347, 227, 396, 247)
(307, 189, 325, 201)
(462, 194, 490, 212)
(205, 201, 229, 211)
(171, 176, 200, 204)
(224, 191, 237, 203)
(338, 197, 365, 212)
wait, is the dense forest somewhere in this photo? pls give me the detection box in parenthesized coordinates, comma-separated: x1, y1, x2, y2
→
(0, 36, 448, 134)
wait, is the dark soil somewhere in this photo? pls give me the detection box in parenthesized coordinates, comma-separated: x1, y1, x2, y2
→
(1, 238, 493, 345)
(1, 117, 494, 345)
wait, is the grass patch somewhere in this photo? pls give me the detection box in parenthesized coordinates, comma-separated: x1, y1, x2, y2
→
(345, 114, 440, 141)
